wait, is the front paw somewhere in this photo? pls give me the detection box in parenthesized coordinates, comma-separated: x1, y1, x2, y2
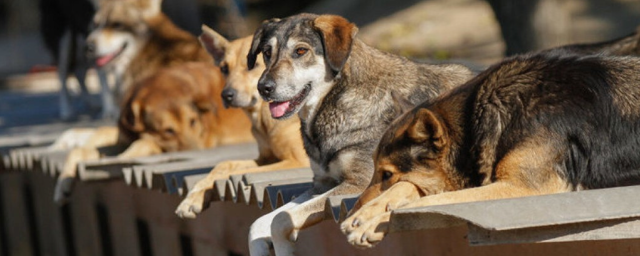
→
(54, 177, 75, 205)
(344, 212, 391, 248)
(175, 188, 210, 218)
(271, 212, 299, 243)
(341, 200, 389, 234)
(249, 237, 273, 256)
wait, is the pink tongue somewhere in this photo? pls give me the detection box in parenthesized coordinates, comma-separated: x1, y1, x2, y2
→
(96, 53, 116, 67)
(269, 101, 291, 118)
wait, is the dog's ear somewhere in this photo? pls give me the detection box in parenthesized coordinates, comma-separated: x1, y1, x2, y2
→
(247, 18, 280, 70)
(408, 109, 446, 150)
(120, 100, 145, 133)
(193, 95, 217, 113)
(199, 25, 229, 66)
(312, 15, 358, 73)
(391, 92, 415, 114)
(139, 0, 162, 19)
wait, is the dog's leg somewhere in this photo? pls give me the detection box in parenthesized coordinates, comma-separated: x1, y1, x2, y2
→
(48, 128, 97, 150)
(117, 138, 163, 159)
(54, 146, 100, 203)
(341, 181, 421, 235)
(97, 69, 118, 119)
(344, 141, 569, 248)
(58, 29, 74, 120)
(176, 159, 259, 218)
(268, 182, 365, 256)
(249, 190, 313, 256)
(52, 127, 120, 203)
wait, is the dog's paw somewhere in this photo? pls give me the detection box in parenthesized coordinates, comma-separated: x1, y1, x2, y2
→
(175, 188, 208, 219)
(345, 212, 391, 249)
(341, 200, 389, 234)
(53, 177, 75, 205)
(249, 237, 273, 256)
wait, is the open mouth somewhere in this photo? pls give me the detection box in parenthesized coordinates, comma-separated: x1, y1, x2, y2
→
(95, 42, 127, 67)
(268, 84, 311, 119)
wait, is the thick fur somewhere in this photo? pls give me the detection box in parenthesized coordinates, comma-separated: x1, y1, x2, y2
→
(342, 51, 640, 247)
(174, 26, 309, 219)
(86, 0, 211, 97)
(53, 62, 253, 203)
(245, 13, 474, 255)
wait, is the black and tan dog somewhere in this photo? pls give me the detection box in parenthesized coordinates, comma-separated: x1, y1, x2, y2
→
(341, 51, 640, 247)
(245, 13, 474, 255)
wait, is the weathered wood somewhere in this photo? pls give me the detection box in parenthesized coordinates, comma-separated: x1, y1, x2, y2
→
(0, 173, 35, 255)
(29, 172, 69, 256)
(68, 182, 103, 256)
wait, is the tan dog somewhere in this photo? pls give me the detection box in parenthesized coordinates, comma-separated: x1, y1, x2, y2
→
(174, 26, 309, 218)
(53, 62, 253, 203)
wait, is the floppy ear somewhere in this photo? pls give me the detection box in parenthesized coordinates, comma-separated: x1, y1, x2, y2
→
(247, 18, 281, 70)
(407, 108, 446, 150)
(199, 25, 229, 66)
(139, 0, 162, 19)
(119, 100, 145, 133)
(192, 95, 216, 113)
(312, 15, 358, 73)
(391, 92, 415, 114)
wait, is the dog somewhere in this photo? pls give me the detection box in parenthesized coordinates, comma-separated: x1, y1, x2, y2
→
(174, 25, 310, 219)
(53, 62, 254, 203)
(244, 13, 475, 255)
(341, 51, 640, 247)
(86, 0, 211, 101)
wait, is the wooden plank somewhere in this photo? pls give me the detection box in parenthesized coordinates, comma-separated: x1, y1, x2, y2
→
(68, 182, 103, 256)
(28, 173, 69, 256)
(468, 217, 640, 246)
(101, 181, 142, 256)
(0, 173, 35, 255)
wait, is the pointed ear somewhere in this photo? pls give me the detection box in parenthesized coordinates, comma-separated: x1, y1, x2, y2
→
(247, 18, 280, 70)
(199, 25, 229, 66)
(120, 100, 145, 133)
(407, 109, 446, 149)
(312, 15, 358, 73)
(139, 0, 162, 19)
(391, 92, 415, 114)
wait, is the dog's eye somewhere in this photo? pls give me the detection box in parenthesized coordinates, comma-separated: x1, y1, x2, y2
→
(189, 118, 196, 127)
(382, 170, 393, 181)
(295, 47, 308, 56)
(220, 64, 229, 75)
(263, 48, 272, 59)
(111, 22, 124, 29)
(164, 128, 176, 136)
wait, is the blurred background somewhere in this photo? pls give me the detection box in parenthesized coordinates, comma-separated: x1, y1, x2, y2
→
(0, 0, 639, 124)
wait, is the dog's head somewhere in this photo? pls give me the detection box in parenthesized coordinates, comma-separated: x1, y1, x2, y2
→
(119, 65, 217, 152)
(351, 106, 456, 212)
(199, 25, 265, 109)
(86, 0, 161, 69)
(246, 13, 358, 119)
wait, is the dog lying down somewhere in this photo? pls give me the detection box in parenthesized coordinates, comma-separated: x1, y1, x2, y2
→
(174, 26, 310, 218)
(53, 62, 253, 203)
(342, 51, 640, 247)
(243, 13, 475, 255)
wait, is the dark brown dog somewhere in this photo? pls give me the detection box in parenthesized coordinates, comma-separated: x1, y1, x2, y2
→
(342, 51, 640, 247)
(53, 62, 253, 203)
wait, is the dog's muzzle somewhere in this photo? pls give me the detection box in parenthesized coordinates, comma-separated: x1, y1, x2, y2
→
(258, 79, 276, 99)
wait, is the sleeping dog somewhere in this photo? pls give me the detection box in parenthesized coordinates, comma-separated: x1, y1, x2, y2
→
(342, 51, 640, 247)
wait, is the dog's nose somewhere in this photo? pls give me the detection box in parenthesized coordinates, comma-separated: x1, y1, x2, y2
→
(221, 88, 236, 104)
(258, 80, 276, 98)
